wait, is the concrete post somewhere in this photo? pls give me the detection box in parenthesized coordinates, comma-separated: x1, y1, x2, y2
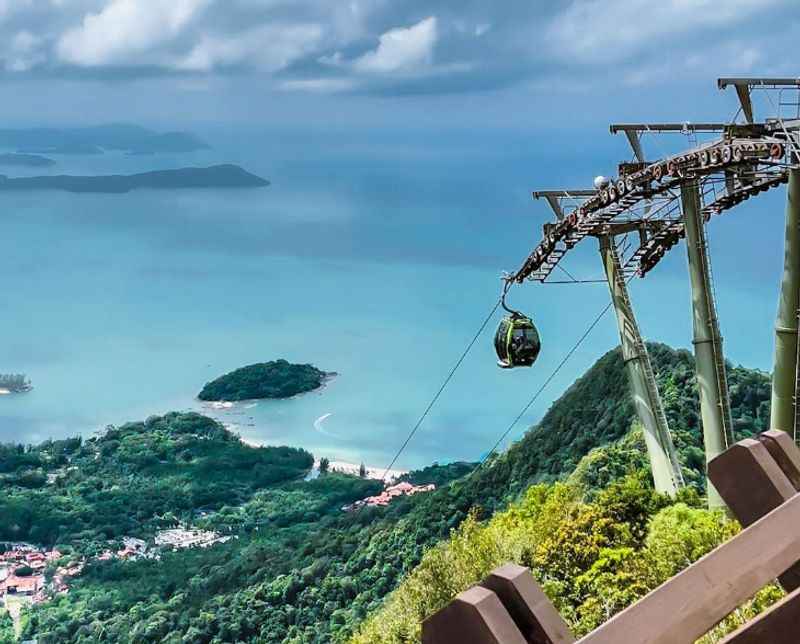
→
(682, 180, 734, 510)
(771, 169, 800, 439)
(600, 237, 683, 496)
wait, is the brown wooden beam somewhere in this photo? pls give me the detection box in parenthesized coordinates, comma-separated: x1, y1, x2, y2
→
(480, 564, 575, 644)
(708, 433, 800, 590)
(422, 586, 528, 644)
(576, 492, 800, 644)
(758, 430, 800, 490)
(707, 438, 795, 527)
(717, 586, 800, 643)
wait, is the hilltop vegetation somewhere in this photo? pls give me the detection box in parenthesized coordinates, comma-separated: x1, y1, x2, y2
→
(0, 412, 314, 547)
(516, 343, 770, 492)
(198, 360, 330, 402)
(350, 476, 781, 643)
(9, 344, 775, 642)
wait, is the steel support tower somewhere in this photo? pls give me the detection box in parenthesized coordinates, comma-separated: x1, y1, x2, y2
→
(771, 169, 800, 439)
(681, 181, 734, 509)
(511, 77, 800, 510)
(600, 236, 684, 495)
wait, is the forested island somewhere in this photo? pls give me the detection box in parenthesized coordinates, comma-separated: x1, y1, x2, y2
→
(0, 165, 268, 194)
(0, 374, 32, 394)
(198, 359, 332, 402)
(0, 124, 209, 155)
(0, 154, 55, 167)
(1, 344, 780, 642)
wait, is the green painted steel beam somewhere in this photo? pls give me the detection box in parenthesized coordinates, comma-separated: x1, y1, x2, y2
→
(681, 181, 734, 510)
(771, 170, 800, 438)
(600, 237, 683, 496)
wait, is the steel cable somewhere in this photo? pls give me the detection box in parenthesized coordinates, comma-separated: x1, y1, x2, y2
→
(379, 297, 503, 480)
(472, 296, 615, 474)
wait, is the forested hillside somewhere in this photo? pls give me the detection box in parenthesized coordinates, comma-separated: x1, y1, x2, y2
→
(0, 412, 317, 547)
(350, 476, 782, 643)
(351, 346, 775, 643)
(8, 344, 774, 642)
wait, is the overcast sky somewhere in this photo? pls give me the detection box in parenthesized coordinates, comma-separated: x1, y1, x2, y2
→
(0, 0, 796, 127)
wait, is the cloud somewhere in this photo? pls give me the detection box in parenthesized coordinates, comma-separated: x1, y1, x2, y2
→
(352, 16, 437, 74)
(178, 23, 324, 72)
(279, 77, 357, 93)
(3, 30, 44, 71)
(0, 0, 33, 21)
(57, 0, 210, 66)
(0, 0, 794, 97)
(546, 0, 783, 64)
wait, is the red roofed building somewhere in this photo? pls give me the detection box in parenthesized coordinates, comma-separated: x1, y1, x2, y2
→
(3, 574, 43, 596)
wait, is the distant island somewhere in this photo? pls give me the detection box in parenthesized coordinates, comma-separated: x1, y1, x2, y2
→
(0, 374, 32, 395)
(0, 153, 55, 167)
(0, 124, 209, 155)
(0, 164, 269, 194)
(198, 360, 333, 402)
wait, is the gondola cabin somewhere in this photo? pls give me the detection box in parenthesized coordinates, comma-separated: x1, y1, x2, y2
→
(495, 314, 541, 368)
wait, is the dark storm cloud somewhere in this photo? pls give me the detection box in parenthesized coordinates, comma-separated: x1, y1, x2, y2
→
(0, 1, 796, 95)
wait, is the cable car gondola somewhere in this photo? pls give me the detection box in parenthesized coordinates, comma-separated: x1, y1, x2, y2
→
(495, 282, 541, 369)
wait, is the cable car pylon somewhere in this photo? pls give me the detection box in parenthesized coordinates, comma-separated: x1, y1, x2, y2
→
(599, 235, 684, 496)
(501, 76, 800, 509)
(681, 180, 734, 509)
(771, 169, 800, 441)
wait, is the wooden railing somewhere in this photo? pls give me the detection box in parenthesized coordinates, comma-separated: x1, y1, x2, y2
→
(423, 429, 800, 644)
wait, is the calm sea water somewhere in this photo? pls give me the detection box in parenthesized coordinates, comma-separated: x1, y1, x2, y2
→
(0, 126, 786, 469)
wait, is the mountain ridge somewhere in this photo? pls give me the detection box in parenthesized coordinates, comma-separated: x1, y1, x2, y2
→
(0, 164, 269, 193)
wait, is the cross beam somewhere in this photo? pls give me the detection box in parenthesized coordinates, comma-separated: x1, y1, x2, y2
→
(718, 78, 800, 89)
(609, 123, 728, 133)
(532, 189, 596, 220)
(718, 78, 800, 125)
(610, 124, 728, 162)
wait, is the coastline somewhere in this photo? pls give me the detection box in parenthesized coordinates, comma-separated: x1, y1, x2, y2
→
(235, 436, 406, 483)
(316, 459, 407, 482)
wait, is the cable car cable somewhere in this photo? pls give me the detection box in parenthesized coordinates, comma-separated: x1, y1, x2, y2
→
(474, 297, 615, 471)
(379, 297, 503, 480)
(380, 273, 620, 480)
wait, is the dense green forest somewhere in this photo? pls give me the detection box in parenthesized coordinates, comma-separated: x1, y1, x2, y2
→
(350, 476, 781, 643)
(198, 360, 330, 402)
(0, 412, 316, 547)
(5, 344, 775, 642)
(0, 611, 13, 643)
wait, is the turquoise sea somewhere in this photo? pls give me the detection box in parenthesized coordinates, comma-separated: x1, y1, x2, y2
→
(0, 126, 787, 469)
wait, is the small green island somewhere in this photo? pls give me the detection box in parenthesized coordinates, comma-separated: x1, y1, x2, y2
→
(198, 360, 333, 402)
(0, 373, 32, 394)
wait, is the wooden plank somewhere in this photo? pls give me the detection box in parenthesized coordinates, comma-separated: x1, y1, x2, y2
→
(576, 492, 800, 644)
(422, 586, 528, 644)
(758, 430, 800, 490)
(480, 564, 575, 644)
(707, 438, 795, 527)
(718, 586, 800, 643)
(708, 436, 800, 591)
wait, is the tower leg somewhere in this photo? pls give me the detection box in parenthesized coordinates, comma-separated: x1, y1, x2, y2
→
(771, 170, 800, 439)
(681, 181, 734, 510)
(600, 236, 683, 496)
